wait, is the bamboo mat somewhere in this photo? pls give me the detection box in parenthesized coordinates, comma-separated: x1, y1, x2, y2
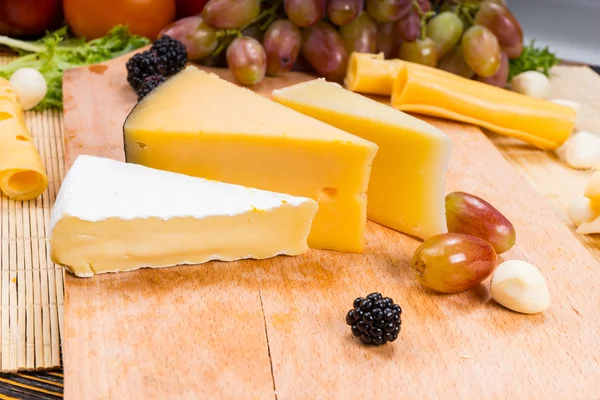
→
(0, 55, 64, 372)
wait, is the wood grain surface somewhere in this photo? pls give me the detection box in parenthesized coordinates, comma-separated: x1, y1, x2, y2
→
(60, 54, 600, 399)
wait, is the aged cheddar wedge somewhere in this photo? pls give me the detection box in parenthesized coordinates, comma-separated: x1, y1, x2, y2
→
(272, 78, 452, 240)
(123, 65, 378, 253)
(0, 78, 48, 201)
(345, 52, 576, 150)
(50, 155, 318, 277)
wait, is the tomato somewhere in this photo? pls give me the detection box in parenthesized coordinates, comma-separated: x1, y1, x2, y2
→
(64, 0, 176, 40)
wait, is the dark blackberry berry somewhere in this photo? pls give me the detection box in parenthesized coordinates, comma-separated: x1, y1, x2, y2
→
(136, 75, 166, 100)
(151, 35, 188, 76)
(126, 51, 160, 91)
(372, 308, 383, 320)
(359, 299, 372, 311)
(346, 294, 402, 346)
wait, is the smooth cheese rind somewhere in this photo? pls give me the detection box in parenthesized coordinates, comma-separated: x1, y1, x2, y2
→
(0, 78, 48, 201)
(50, 155, 318, 277)
(123, 66, 378, 253)
(272, 78, 452, 239)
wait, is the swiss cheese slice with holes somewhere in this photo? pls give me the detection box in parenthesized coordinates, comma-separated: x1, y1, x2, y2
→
(50, 155, 318, 277)
(123, 66, 378, 253)
(0, 78, 48, 201)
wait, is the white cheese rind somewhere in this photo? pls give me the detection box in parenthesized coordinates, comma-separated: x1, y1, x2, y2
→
(50, 155, 315, 230)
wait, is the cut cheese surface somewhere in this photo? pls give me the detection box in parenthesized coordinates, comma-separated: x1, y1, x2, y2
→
(50, 155, 318, 277)
(0, 78, 48, 201)
(123, 65, 378, 253)
(345, 52, 576, 150)
(272, 78, 452, 240)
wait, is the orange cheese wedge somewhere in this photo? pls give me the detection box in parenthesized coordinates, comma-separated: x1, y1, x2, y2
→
(0, 78, 48, 201)
(345, 52, 577, 150)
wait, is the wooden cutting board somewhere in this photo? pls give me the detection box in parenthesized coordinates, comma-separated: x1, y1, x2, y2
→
(61, 54, 600, 399)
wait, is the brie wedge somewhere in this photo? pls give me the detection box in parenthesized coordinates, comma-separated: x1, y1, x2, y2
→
(50, 155, 318, 277)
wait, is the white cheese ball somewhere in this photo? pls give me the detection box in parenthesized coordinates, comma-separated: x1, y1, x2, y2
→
(9, 68, 47, 111)
(511, 71, 550, 99)
(491, 260, 550, 314)
(555, 131, 600, 170)
(567, 196, 598, 228)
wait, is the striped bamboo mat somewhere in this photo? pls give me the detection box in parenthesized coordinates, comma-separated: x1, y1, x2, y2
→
(0, 54, 64, 374)
(0, 371, 63, 399)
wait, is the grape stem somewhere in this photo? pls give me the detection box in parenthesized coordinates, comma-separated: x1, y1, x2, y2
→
(413, 0, 435, 41)
(212, 0, 283, 57)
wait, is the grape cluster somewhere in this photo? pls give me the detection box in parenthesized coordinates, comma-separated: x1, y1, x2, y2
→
(158, 0, 523, 88)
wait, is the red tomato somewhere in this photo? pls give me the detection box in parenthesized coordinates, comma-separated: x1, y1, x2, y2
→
(64, 0, 176, 40)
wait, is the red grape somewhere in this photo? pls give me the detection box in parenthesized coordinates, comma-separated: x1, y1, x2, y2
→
(366, 0, 412, 23)
(340, 11, 377, 54)
(437, 46, 473, 78)
(376, 22, 401, 59)
(202, 0, 260, 29)
(226, 36, 266, 86)
(327, 0, 364, 26)
(477, 50, 509, 87)
(474, 1, 523, 59)
(395, 12, 420, 42)
(284, 0, 326, 28)
(461, 25, 501, 77)
(445, 191, 515, 254)
(411, 233, 497, 294)
(159, 16, 217, 60)
(302, 21, 349, 81)
(263, 19, 302, 77)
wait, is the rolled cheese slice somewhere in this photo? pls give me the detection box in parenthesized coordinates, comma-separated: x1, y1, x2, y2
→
(0, 78, 48, 201)
(345, 52, 577, 150)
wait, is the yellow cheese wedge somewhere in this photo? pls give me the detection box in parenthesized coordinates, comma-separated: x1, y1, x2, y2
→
(123, 66, 378, 253)
(0, 78, 48, 201)
(345, 52, 576, 150)
(272, 78, 452, 240)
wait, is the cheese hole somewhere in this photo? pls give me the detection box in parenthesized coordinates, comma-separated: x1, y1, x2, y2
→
(320, 187, 338, 199)
(16, 135, 29, 142)
(392, 67, 409, 103)
(136, 141, 147, 149)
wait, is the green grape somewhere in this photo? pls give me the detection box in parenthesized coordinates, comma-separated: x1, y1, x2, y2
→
(411, 233, 497, 294)
(445, 191, 515, 254)
(366, 0, 412, 23)
(302, 21, 349, 81)
(327, 0, 364, 26)
(376, 22, 400, 59)
(437, 46, 473, 78)
(340, 11, 377, 54)
(475, 1, 523, 59)
(159, 16, 217, 60)
(461, 25, 501, 77)
(226, 36, 266, 86)
(202, 0, 260, 29)
(477, 50, 509, 87)
(263, 19, 302, 77)
(284, 0, 326, 28)
(426, 11, 463, 59)
(398, 37, 437, 67)
(395, 12, 420, 42)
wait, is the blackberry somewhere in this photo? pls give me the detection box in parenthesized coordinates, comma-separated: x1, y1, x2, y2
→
(150, 35, 188, 76)
(126, 51, 160, 91)
(346, 292, 401, 345)
(136, 75, 166, 100)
